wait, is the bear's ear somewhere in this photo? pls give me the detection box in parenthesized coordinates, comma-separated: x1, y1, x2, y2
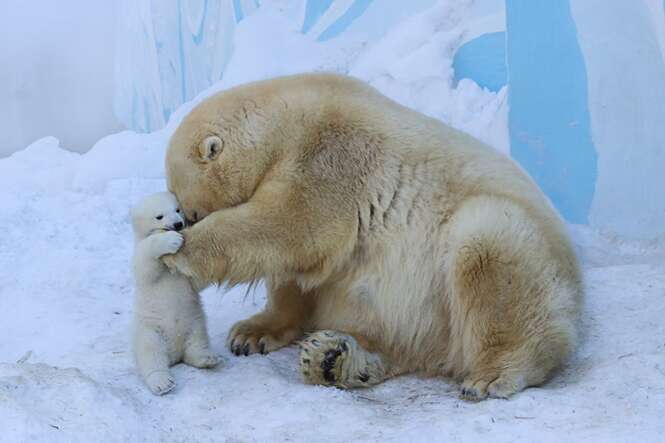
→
(198, 135, 224, 161)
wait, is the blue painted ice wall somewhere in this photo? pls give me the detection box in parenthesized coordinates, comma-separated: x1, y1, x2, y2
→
(453, 32, 507, 92)
(302, 0, 335, 33)
(505, 0, 597, 224)
(316, 0, 373, 41)
(115, 0, 665, 240)
(569, 0, 665, 240)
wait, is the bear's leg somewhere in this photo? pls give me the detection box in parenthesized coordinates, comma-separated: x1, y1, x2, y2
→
(447, 197, 579, 401)
(228, 281, 311, 356)
(298, 331, 392, 388)
(134, 328, 176, 395)
(184, 320, 220, 369)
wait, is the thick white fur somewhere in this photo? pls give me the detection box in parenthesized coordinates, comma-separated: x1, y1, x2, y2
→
(131, 192, 218, 395)
(164, 74, 583, 400)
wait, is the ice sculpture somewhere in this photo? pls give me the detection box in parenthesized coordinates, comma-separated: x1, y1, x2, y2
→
(506, 0, 597, 224)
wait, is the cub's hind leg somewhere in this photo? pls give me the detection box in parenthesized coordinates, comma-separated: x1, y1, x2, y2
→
(134, 327, 176, 395)
(184, 316, 219, 369)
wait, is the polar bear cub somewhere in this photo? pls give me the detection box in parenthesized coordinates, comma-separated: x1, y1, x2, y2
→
(131, 192, 219, 395)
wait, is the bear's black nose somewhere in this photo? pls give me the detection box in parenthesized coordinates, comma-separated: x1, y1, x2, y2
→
(174, 222, 184, 231)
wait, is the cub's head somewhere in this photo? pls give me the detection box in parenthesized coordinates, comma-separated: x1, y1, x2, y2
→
(131, 192, 185, 240)
(165, 87, 290, 224)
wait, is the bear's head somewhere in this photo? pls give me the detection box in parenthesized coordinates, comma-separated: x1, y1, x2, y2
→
(165, 89, 289, 224)
(131, 192, 185, 240)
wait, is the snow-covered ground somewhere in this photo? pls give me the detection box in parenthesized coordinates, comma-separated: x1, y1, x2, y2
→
(2, 139, 665, 443)
(2, 2, 665, 442)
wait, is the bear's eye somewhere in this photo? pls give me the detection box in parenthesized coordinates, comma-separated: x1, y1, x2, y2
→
(156, 215, 164, 220)
(176, 208, 180, 213)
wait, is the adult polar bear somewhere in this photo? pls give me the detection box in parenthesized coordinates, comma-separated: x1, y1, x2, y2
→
(163, 73, 583, 401)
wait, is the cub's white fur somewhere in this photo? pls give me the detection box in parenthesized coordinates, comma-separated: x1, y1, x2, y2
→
(131, 192, 218, 395)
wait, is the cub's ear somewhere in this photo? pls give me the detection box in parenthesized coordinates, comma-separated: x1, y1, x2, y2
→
(198, 135, 224, 161)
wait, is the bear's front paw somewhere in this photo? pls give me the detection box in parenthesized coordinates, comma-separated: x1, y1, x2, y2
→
(145, 370, 176, 396)
(228, 317, 301, 356)
(155, 231, 184, 256)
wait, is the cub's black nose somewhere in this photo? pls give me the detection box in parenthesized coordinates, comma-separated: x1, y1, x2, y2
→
(174, 221, 184, 231)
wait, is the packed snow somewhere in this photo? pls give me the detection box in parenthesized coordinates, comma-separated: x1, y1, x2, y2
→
(2, 1, 664, 442)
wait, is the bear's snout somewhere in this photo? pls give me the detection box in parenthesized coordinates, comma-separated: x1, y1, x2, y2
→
(173, 222, 184, 231)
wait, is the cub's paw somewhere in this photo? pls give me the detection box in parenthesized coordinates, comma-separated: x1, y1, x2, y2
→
(228, 317, 300, 356)
(185, 350, 220, 369)
(155, 231, 184, 256)
(145, 370, 176, 396)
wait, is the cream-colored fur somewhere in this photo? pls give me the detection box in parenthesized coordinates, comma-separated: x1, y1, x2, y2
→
(163, 73, 583, 400)
(131, 192, 219, 396)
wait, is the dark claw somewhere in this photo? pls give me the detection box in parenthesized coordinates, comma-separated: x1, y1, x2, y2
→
(259, 342, 266, 355)
(358, 373, 370, 383)
(321, 349, 342, 383)
(302, 358, 310, 364)
(310, 339, 320, 346)
(322, 349, 341, 368)
(243, 344, 250, 356)
(340, 341, 349, 352)
(232, 344, 241, 356)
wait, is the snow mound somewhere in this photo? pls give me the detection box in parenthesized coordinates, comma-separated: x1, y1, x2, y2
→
(351, 1, 508, 152)
(0, 137, 80, 193)
(0, 363, 144, 441)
